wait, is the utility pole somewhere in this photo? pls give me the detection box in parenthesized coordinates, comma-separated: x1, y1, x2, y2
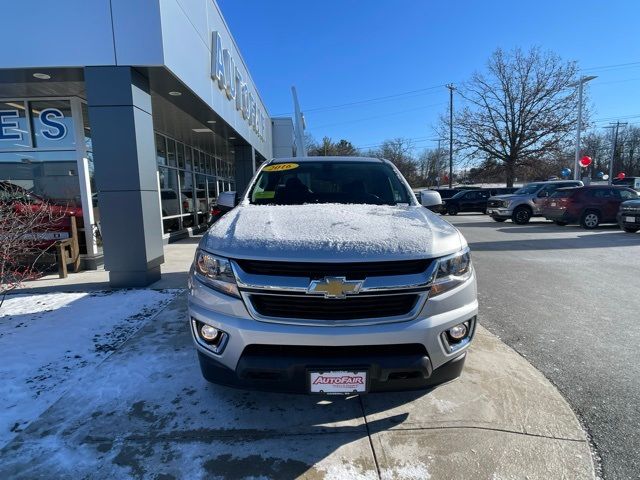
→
(607, 121, 627, 185)
(571, 76, 597, 180)
(446, 84, 455, 188)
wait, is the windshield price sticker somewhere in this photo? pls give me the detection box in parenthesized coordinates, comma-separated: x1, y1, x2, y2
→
(263, 163, 299, 172)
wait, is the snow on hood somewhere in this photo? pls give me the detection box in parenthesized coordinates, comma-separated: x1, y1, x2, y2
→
(202, 204, 463, 262)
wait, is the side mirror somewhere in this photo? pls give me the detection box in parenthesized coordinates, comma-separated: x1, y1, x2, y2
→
(538, 191, 549, 198)
(420, 190, 442, 207)
(217, 191, 237, 209)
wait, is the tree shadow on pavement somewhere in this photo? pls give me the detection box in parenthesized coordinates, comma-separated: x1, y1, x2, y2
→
(468, 231, 638, 251)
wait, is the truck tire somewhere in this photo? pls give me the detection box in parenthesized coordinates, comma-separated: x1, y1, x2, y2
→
(512, 206, 532, 225)
(491, 217, 507, 222)
(622, 226, 639, 233)
(581, 210, 601, 229)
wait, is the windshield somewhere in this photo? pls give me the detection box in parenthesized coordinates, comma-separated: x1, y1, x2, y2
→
(514, 183, 544, 195)
(248, 161, 411, 206)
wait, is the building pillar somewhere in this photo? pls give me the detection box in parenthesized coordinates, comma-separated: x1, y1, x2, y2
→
(234, 145, 256, 194)
(85, 67, 164, 287)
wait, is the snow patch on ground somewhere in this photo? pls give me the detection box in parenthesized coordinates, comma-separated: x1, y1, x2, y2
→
(0, 289, 178, 448)
(381, 462, 431, 480)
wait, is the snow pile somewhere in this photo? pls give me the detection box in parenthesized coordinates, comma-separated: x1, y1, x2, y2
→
(205, 204, 457, 261)
(0, 289, 178, 448)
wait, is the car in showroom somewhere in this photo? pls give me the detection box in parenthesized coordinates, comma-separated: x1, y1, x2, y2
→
(542, 185, 639, 229)
(617, 198, 640, 233)
(0, 181, 82, 248)
(487, 180, 583, 224)
(188, 157, 478, 394)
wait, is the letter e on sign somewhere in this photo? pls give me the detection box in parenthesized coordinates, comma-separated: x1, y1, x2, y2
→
(0, 110, 21, 141)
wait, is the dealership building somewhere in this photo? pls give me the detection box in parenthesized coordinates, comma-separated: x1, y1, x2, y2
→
(0, 0, 294, 287)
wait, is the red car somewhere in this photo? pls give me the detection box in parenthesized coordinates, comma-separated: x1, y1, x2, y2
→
(542, 185, 639, 229)
(0, 181, 82, 248)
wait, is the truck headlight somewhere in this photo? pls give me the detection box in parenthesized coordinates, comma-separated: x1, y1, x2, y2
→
(193, 249, 239, 297)
(430, 248, 472, 296)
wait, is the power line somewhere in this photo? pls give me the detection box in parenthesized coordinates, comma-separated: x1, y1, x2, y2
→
(311, 102, 446, 129)
(272, 83, 447, 116)
(581, 61, 640, 72)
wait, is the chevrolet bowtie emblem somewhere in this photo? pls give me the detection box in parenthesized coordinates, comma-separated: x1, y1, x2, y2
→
(307, 276, 363, 299)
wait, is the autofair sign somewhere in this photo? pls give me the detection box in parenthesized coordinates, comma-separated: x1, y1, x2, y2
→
(211, 31, 266, 141)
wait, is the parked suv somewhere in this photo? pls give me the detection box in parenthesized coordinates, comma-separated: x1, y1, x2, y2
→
(487, 180, 583, 224)
(441, 188, 518, 215)
(542, 185, 639, 229)
(442, 189, 491, 215)
(188, 157, 478, 394)
(618, 199, 640, 233)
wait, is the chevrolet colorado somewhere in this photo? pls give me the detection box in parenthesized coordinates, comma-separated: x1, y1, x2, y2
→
(188, 157, 477, 394)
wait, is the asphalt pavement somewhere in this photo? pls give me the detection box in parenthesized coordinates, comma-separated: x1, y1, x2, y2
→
(448, 213, 640, 480)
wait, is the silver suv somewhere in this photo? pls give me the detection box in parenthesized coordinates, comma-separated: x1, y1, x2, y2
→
(487, 180, 583, 224)
(188, 157, 477, 394)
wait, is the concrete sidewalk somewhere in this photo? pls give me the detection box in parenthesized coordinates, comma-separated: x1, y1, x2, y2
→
(16, 235, 201, 294)
(0, 293, 595, 479)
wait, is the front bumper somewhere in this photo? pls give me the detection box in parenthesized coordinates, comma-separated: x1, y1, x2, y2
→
(188, 270, 478, 393)
(618, 212, 640, 226)
(197, 348, 467, 393)
(487, 207, 512, 218)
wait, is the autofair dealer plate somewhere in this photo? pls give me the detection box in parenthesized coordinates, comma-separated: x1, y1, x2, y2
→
(309, 370, 368, 394)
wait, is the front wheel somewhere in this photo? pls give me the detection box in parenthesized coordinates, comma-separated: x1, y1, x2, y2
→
(512, 206, 532, 225)
(622, 225, 640, 233)
(581, 211, 601, 229)
(491, 217, 507, 222)
(447, 205, 459, 216)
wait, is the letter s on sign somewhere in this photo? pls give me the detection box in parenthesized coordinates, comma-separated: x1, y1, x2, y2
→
(40, 108, 67, 140)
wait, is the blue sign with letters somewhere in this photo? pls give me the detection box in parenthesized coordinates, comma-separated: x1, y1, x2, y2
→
(0, 101, 72, 149)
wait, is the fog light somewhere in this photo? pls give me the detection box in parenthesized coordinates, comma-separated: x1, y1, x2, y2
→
(200, 324, 219, 341)
(448, 323, 468, 341)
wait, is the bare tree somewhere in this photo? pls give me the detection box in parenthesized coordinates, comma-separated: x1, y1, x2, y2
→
(451, 47, 582, 186)
(369, 138, 421, 185)
(417, 148, 447, 186)
(308, 136, 359, 156)
(0, 183, 64, 308)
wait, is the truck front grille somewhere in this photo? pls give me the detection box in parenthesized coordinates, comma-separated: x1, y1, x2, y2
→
(487, 199, 502, 208)
(235, 259, 431, 280)
(249, 293, 419, 321)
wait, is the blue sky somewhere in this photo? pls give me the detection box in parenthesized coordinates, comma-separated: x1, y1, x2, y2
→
(218, 0, 640, 152)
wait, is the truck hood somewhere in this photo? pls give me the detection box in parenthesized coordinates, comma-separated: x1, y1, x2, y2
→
(201, 203, 463, 262)
(490, 194, 522, 201)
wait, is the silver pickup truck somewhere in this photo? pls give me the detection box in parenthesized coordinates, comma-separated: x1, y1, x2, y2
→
(487, 180, 583, 224)
(188, 157, 477, 394)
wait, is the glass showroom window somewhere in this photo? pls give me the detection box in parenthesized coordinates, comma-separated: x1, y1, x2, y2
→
(155, 132, 227, 235)
(0, 98, 94, 255)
